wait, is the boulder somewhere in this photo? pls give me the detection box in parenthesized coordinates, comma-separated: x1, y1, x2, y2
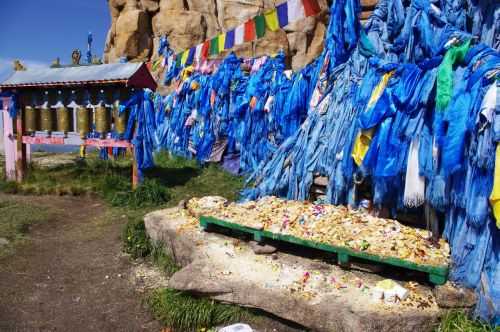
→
(140, 0, 160, 12)
(287, 31, 308, 55)
(145, 208, 444, 332)
(433, 283, 477, 309)
(152, 9, 206, 51)
(255, 30, 289, 57)
(159, 0, 185, 10)
(217, 0, 263, 29)
(113, 8, 153, 61)
(105, 0, 333, 75)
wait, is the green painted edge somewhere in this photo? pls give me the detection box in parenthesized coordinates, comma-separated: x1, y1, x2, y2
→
(199, 216, 449, 279)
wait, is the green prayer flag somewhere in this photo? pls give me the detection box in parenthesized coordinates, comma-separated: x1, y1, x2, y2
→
(254, 15, 266, 38)
(210, 36, 219, 56)
(175, 52, 182, 67)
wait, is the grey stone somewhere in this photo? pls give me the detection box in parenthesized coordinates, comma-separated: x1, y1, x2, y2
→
(434, 283, 477, 309)
(0, 238, 10, 246)
(249, 241, 277, 255)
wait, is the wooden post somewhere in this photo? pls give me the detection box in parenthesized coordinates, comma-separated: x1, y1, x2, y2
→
(15, 106, 26, 182)
(131, 146, 139, 190)
(2, 99, 16, 180)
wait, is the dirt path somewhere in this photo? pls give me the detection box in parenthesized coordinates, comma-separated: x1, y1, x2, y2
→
(0, 194, 162, 332)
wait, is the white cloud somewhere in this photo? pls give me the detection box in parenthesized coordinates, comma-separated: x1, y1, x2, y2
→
(0, 58, 49, 83)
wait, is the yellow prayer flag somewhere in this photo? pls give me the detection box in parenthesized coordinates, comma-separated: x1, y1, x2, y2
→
(264, 9, 280, 32)
(181, 50, 189, 65)
(490, 144, 500, 228)
(218, 33, 226, 52)
(352, 129, 374, 166)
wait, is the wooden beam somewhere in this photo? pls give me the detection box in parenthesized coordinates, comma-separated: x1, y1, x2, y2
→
(15, 109, 26, 182)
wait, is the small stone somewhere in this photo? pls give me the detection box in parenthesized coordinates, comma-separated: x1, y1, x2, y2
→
(249, 241, 277, 255)
(433, 282, 477, 308)
(105, 275, 110, 280)
(0, 238, 10, 247)
(118, 274, 123, 278)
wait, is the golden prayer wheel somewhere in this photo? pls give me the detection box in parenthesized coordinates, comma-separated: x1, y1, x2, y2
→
(40, 106, 53, 134)
(76, 107, 91, 139)
(95, 105, 110, 137)
(56, 106, 71, 135)
(113, 103, 128, 136)
(24, 106, 37, 134)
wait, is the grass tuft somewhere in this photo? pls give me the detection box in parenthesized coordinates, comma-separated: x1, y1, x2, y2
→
(122, 216, 152, 259)
(150, 241, 180, 277)
(147, 288, 253, 332)
(436, 310, 499, 332)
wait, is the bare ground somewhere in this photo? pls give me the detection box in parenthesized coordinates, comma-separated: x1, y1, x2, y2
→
(0, 194, 162, 332)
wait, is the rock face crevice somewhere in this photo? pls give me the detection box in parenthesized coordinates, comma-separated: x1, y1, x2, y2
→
(104, 0, 336, 70)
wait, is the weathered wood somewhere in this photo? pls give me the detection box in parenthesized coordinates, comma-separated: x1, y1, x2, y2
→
(15, 111, 26, 182)
(2, 101, 16, 180)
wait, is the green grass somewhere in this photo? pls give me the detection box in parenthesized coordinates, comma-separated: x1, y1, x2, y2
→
(0, 200, 53, 256)
(0, 151, 244, 208)
(436, 311, 499, 332)
(147, 288, 254, 332)
(150, 241, 181, 277)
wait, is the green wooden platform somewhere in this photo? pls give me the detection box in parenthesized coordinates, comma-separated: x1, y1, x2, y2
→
(200, 216, 449, 285)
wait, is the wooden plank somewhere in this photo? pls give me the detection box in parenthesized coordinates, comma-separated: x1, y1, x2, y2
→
(15, 112, 26, 182)
(131, 147, 139, 190)
(84, 138, 132, 148)
(200, 216, 449, 285)
(22, 136, 65, 145)
(2, 106, 16, 180)
(21, 136, 133, 148)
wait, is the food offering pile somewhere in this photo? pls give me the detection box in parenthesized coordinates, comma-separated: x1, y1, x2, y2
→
(187, 196, 450, 267)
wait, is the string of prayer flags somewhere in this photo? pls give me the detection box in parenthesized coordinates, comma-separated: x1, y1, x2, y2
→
(171, 0, 322, 68)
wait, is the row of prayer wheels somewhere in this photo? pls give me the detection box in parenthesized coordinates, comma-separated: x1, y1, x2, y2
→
(21, 88, 132, 139)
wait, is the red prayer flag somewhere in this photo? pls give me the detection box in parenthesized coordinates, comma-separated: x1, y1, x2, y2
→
(201, 41, 210, 60)
(244, 19, 256, 42)
(302, 0, 321, 17)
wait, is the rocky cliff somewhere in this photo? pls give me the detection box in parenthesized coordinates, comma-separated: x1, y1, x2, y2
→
(104, 0, 375, 71)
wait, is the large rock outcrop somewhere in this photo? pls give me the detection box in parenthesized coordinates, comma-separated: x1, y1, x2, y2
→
(145, 207, 445, 332)
(104, 0, 352, 70)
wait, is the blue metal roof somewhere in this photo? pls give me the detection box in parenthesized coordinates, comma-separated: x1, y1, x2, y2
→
(0, 62, 154, 89)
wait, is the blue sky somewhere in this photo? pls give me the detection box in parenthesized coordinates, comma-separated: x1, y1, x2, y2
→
(0, 0, 111, 82)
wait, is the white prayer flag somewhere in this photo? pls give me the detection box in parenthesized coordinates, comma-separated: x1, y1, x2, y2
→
(288, 0, 306, 23)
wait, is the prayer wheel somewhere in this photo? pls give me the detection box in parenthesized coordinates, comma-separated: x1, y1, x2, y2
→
(113, 104, 128, 136)
(24, 106, 37, 135)
(76, 106, 91, 139)
(56, 106, 71, 134)
(95, 105, 110, 136)
(40, 106, 53, 133)
(40, 91, 54, 134)
(54, 90, 70, 135)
